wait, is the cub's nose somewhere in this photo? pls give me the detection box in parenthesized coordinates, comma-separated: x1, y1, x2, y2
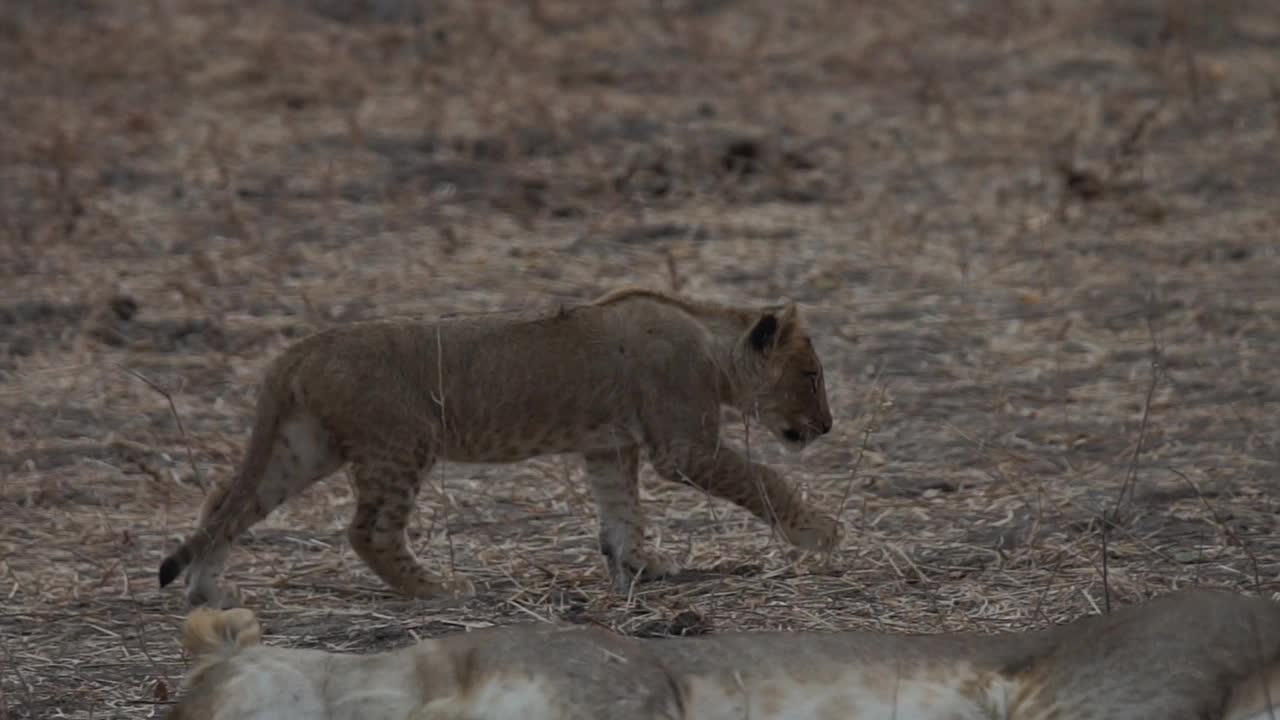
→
(817, 417, 833, 435)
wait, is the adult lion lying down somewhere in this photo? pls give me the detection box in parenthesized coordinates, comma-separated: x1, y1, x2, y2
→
(166, 588, 1280, 720)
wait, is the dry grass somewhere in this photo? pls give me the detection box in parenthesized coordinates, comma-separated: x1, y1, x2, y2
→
(2, 0, 1280, 716)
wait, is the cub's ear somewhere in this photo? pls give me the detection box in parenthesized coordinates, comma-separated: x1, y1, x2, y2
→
(180, 607, 262, 660)
(747, 302, 798, 353)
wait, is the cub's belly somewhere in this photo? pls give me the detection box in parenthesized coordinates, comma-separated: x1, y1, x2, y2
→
(438, 422, 637, 464)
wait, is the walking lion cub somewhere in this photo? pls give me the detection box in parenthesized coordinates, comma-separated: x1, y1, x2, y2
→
(165, 588, 1280, 719)
(159, 288, 839, 607)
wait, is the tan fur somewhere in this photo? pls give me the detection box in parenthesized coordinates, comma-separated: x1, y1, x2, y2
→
(181, 607, 262, 657)
(1223, 660, 1280, 720)
(158, 288, 838, 607)
(165, 588, 1280, 720)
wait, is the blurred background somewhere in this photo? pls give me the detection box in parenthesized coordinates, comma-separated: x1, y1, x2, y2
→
(1, 0, 1279, 716)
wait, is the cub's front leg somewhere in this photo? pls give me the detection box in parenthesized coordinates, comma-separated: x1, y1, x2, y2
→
(583, 446, 680, 591)
(648, 440, 843, 554)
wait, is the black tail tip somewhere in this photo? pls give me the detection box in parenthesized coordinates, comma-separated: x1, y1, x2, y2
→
(159, 556, 182, 588)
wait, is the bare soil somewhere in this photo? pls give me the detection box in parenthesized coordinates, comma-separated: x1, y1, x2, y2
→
(2, 0, 1279, 717)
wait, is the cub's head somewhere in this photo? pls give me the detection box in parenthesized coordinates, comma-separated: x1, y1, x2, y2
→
(166, 608, 324, 720)
(737, 302, 833, 451)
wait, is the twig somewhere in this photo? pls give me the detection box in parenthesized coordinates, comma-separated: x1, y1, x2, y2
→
(1031, 551, 1068, 626)
(835, 370, 887, 518)
(1100, 514, 1111, 614)
(740, 407, 777, 544)
(1168, 466, 1261, 592)
(1105, 102, 1163, 183)
(1110, 358, 1160, 519)
(431, 327, 458, 576)
(1109, 288, 1164, 519)
(120, 366, 205, 491)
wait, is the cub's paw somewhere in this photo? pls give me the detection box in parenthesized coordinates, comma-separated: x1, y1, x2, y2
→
(396, 573, 477, 602)
(440, 576, 477, 599)
(422, 576, 477, 600)
(778, 513, 843, 554)
(607, 546, 680, 592)
(628, 547, 680, 580)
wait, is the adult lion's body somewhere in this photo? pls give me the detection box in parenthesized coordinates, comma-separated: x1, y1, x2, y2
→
(166, 588, 1280, 719)
(159, 288, 838, 606)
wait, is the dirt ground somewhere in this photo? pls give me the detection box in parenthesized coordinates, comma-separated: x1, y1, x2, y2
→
(2, 0, 1279, 716)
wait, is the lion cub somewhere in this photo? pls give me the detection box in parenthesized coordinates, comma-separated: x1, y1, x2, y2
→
(159, 288, 839, 607)
(166, 588, 1280, 719)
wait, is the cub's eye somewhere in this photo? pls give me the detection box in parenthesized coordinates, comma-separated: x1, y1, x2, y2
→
(802, 370, 820, 391)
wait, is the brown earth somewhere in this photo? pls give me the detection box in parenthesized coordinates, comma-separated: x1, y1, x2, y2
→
(2, 0, 1279, 716)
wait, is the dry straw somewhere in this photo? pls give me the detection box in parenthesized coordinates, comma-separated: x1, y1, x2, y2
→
(3, 0, 1279, 716)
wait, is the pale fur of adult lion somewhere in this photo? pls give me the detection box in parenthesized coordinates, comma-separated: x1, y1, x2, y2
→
(158, 288, 838, 607)
(165, 588, 1280, 720)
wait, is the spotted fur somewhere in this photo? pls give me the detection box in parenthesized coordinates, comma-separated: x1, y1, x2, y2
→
(158, 288, 838, 607)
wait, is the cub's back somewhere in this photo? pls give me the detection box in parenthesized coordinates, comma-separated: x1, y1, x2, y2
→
(269, 302, 720, 459)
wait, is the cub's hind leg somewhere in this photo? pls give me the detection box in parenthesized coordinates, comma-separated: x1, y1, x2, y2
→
(347, 453, 475, 600)
(178, 412, 343, 608)
(583, 446, 678, 591)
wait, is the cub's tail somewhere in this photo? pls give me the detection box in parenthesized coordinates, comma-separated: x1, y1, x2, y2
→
(158, 359, 297, 590)
(159, 481, 232, 588)
(158, 538, 203, 588)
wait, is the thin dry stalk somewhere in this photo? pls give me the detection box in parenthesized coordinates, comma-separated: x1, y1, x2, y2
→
(835, 376, 888, 519)
(431, 327, 459, 577)
(1168, 466, 1262, 591)
(1111, 288, 1166, 519)
(120, 367, 205, 492)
